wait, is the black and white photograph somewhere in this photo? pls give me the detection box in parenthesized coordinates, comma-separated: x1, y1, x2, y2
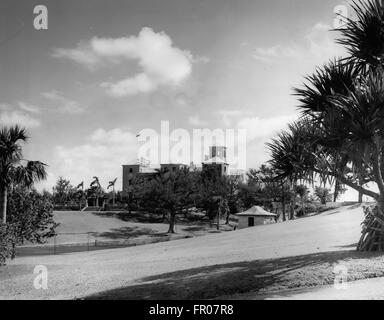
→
(2, 0, 384, 308)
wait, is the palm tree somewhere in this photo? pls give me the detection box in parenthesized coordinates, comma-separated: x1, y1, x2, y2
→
(337, 0, 384, 72)
(0, 126, 47, 223)
(267, 119, 317, 220)
(280, 0, 384, 251)
(90, 176, 102, 207)
(107, 178, 117, 206)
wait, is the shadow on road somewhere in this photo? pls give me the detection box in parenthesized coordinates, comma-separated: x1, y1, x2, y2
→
(84, 249, 384, 300)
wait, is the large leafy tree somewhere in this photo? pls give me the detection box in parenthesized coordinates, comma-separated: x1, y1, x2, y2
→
(0, 126, 47, 223)
(197, 166, 229, 220)
(142, 168, 197, 233)
(52, 177, 72, 207)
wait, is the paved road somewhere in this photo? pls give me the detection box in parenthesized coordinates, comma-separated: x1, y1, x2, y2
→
(0, 205, 364, 300)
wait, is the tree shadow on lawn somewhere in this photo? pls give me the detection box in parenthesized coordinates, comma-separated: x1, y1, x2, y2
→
(84, 249, 384, 300)
(92, 227, 161, 240)
(92, 211, 165, 223)
(182, 226, 207, 232)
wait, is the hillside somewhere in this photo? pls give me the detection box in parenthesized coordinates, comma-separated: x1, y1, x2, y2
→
(1, 204, 377, 300)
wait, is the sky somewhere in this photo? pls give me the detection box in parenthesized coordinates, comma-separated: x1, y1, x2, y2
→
(0, 0, 363, 199)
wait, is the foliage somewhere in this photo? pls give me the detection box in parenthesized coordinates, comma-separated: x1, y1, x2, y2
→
(197, 166, 230, 219)
(7, 187, 58, 244)
(52, 177, 86, 209)
(314, 187, 332, 205)
(53, 177, 72, 206)
(140, 168, 197, 233)
(0, 223, 15, 265)
(0, 125, 47, 223)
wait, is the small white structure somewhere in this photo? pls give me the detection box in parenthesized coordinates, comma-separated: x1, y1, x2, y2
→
(236, 206, 277, 229)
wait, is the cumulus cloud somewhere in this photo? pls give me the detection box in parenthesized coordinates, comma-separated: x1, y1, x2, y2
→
(237, 114, 297, 142)
(49, 128, 139, 190)
(252, 22, 345, 63)
(53, 27, 194, 97)
(0, 103, 40, 128)
(42, 90, 86, 114)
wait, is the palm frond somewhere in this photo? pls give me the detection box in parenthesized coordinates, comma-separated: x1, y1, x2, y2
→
(336, 0, 384, 71)
(12, 161, 48, 188)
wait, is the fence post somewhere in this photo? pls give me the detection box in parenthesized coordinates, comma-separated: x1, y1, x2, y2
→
(87, 233, 90, 251)
(54, 235, 57, 255)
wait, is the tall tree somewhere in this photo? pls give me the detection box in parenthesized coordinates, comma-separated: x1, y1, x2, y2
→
(0, 126, 47, 223)
(143, 168, 197, 233)
(107, 178, 117, 206)
(53, 177, 71, 207)
(270, 0, 384, 251)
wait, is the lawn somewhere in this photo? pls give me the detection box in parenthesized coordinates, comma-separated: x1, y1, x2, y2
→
(2, 204, 381, 300)
(16, 210, 235, 256)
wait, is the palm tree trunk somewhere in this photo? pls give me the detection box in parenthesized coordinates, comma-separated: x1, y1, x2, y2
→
(358, 176, 363, 203)
(334, 180, 340, 203)
(357, 146, 384, 251)
(0, 186, 7, 224)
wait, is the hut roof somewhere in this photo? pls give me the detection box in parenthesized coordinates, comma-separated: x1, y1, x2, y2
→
(236, 206, 277, 217)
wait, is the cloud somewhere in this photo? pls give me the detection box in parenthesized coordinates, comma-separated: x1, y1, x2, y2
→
(188, 115, 208, 127)
(47, 128, 139, 190)
(0, 103, 40, 128)
(219, 110, 244, 126)
(42, 90, 86, 114)
(53, 27, 194, 97)
(0, 110, 40, 128)
(52, 41, 100, 68)
(101, 72, 157, 97)
(237, 114, 297, 142)
(252, 22, 345, 64)
(253, 45, 301, 63)
(18, 102, 40, 114)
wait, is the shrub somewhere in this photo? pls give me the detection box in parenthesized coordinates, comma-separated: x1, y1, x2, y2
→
(7, 187, 58, 245)
(314, 187, 332, 205)
(0, 223, 16, 266)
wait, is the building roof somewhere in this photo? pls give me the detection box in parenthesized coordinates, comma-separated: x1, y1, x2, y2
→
(202, 156, 228, 165)
(236, 206, 277, 217)
(140, 167, 157, 173)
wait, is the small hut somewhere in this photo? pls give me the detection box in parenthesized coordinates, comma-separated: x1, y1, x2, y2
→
(236, 206, 277, 229)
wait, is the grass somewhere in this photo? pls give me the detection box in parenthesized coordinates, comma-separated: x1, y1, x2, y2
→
(85, 250, 384, 300)
(18, 210, 235, 256)
(3, 204, 376, 300)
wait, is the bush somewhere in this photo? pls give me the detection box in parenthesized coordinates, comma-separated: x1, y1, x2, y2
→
(314, 187, 332, 205)
(0, 223, 16, 266)
(7, 187, 58, 245)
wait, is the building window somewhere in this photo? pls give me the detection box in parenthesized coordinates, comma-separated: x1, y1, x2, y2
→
(129, 168, 133, 173)
(173, 167, 176, 171)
